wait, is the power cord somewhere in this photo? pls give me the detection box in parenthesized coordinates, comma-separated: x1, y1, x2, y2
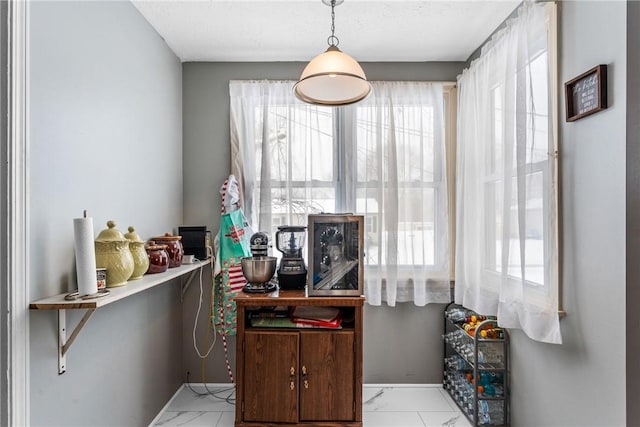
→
(189, 255, 236, 385)
(185, 371, 235, 404)
(192, 257, 216, 359)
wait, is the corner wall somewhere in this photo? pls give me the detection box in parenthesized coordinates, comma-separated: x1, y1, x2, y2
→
(509, 2, 627, 425)
(29, 2, 183, 425)
(627, 1, 640, 426)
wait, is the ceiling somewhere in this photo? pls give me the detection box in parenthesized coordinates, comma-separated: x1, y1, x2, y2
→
(131, 0, 521, 63)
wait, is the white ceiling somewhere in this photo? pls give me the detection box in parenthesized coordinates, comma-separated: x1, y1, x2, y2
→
(132, 0, 521, 62)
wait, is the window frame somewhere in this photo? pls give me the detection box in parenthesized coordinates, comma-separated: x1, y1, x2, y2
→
(255, 87, 456, 276)
(480, 2, 561, 310)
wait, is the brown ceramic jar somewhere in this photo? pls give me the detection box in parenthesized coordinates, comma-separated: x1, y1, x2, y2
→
(145, 241, 169, 274)
(150, 233, 184, 268)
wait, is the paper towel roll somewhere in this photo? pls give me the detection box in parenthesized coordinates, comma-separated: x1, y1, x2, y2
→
(74, 216, 98, 295)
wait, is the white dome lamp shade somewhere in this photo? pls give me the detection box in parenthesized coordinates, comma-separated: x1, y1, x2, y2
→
(294, 0, 371, 106)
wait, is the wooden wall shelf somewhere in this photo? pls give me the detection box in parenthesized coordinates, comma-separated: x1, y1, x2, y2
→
(29, 259, 211, 374)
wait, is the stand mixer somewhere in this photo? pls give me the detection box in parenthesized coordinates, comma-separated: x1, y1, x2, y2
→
(275, 226, 307, 290)
(241, 232, 277, 293)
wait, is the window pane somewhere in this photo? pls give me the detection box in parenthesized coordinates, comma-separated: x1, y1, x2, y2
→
(356, 188, 380, 264)
(357, 187, 436, 266)
(355, 106, 379, 182)
(523, 172, 545, 285)
(255, 105, 338, 245)
(290, 107, 334, 181)
(263, 106, 334, 183)
(491, 87, 504, 174)
(355, 105, 437, 183)
(395, 106, 436, 182)
(487, 53, 548, 286)
(502, 174, 544, 285)
(526, 52, 549, 165)
(355, 102, 441, 268)
(487, 179, 503, 273)
(398, 187, 436, 265)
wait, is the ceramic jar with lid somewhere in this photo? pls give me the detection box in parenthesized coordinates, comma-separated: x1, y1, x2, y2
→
(95, 220, 135, 287)
(123, 226, 149, 280)
(145, 241, 169, 274)
(150, 233, 184, 268)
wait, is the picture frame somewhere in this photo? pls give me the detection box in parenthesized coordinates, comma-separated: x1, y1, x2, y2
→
(564, 64, 608, 122)
(307, 213, 364, 296)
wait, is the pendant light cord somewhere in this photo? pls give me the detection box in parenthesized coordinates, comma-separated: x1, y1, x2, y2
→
(328, 0, 339, 47)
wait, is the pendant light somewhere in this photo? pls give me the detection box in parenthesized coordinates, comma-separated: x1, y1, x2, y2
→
(294, 0, 371, 106)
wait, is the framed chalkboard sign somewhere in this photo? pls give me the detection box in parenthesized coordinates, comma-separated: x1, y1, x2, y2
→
(564, 64, 608, 122)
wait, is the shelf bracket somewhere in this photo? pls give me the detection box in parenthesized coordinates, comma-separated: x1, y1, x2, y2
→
(58, 308, 95, 374)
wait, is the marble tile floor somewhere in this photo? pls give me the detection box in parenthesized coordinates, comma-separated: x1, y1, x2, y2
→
(151, 384, 471, 427)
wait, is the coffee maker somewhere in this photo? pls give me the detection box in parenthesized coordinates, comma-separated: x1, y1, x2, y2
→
(275, 226, 307, 290)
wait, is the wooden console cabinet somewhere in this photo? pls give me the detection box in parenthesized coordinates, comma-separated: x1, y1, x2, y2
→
(234, 290, 364, 427)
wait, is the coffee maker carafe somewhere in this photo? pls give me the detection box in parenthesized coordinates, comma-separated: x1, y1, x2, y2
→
(275, 226, 307, 290)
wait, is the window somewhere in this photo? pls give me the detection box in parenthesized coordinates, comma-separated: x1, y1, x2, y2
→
(455, 2, 561, 344)
(486, 51, 549, 287)
(230, 81, 453, 306)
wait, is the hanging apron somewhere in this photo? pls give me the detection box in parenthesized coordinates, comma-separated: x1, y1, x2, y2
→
(212, 175, 251, 337)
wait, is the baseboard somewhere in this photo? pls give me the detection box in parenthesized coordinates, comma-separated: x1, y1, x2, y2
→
(364, 383, 442, 388)
(182, 382, 235, 389)
(176, 383, 439, 389)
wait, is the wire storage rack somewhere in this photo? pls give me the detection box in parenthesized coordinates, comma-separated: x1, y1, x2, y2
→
(443, 302, 510, 426)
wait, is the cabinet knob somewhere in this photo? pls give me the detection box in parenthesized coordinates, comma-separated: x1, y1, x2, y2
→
(302, 365, 309, 389)
(289, 366, 295, 390)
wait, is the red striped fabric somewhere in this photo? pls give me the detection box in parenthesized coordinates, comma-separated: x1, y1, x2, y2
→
(227, 264, 246, 292)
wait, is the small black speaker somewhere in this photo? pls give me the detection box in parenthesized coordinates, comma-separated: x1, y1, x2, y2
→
(178, 226, 208, 260)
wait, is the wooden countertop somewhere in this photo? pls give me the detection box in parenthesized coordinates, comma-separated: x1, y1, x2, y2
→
(233, 289, 365, 307)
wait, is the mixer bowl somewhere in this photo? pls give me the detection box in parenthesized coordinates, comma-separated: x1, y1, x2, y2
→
(241, 256, 277, 283)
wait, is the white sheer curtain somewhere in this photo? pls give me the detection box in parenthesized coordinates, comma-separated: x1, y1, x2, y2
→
(455, 2, 562, 343)
(356, 82, 450, 306)
(230, 80, 451, 306)
(229, 80, 329, 232)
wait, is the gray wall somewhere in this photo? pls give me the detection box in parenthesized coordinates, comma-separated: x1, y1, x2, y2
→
(181, 62, 464, 384)
(29, 2, 183, 425)
(0, 0, 9, 424)
(509, 2, 627, 426)
(627, 2, 640, 426)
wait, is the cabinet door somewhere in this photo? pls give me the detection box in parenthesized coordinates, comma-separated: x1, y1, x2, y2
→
(299, 331, 355, 421)
(243, 331, 299, 423)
